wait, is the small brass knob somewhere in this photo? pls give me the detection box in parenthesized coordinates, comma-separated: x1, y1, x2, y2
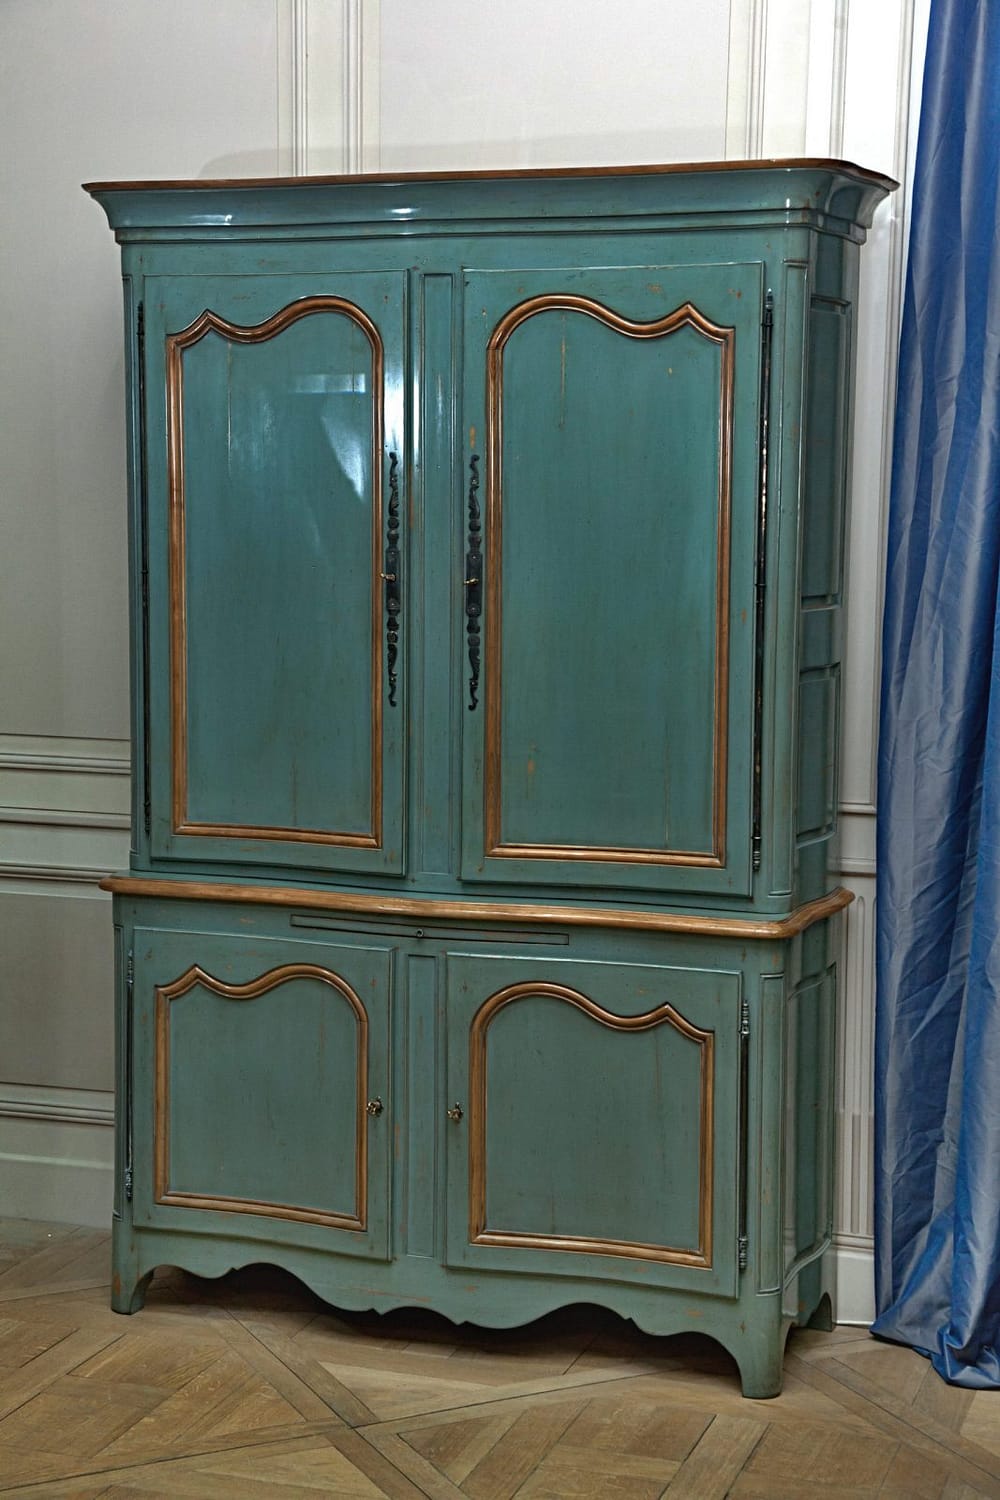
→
(447, 1103, 464, 1123)
(366, 1097, 384, 1117)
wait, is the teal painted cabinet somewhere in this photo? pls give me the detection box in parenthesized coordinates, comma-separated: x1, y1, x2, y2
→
(88, 160, 893, 1396)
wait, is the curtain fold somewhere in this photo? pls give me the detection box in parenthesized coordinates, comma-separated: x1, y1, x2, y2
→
(874, 0, 1000, 1387)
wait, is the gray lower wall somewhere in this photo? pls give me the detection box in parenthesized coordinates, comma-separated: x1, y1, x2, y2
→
(0, 739, 129, 1230)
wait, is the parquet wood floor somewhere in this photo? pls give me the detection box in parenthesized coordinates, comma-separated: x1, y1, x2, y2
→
(1, 1220, 998, 1498)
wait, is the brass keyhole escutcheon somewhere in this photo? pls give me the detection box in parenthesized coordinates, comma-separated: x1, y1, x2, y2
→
(366, 1097, 383, 1118)
(446, 1103, 464, 1123)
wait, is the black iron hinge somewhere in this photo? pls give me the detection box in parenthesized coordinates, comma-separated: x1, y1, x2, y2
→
(738, 994, 751, 1275)
(751, 290, 774, 874)
(124, 949, 134, 1203)
(136, 302, 151, 840)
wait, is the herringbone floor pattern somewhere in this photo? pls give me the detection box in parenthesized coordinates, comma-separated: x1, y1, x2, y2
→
(1, 1220, 998, 1497)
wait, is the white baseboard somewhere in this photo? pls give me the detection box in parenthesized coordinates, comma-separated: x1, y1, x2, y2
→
(833, 1236, 875, 1326)
(0, 1098, 113, 1229)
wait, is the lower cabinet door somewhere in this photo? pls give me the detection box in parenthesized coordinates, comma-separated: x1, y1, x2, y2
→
(445, 953, 742, 1296)
(131, 925, 392, 1259)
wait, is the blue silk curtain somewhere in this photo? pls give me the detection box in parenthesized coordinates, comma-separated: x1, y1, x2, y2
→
(875, 0, 1000, 1387)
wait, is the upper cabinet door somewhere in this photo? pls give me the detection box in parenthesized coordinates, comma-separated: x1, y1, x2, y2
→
(143, 274, 406, 874)
(460, 262, 763, 896)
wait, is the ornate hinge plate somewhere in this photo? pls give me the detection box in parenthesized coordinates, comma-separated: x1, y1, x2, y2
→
(465, 453, 483, 710)
(384, 450, 401, 707)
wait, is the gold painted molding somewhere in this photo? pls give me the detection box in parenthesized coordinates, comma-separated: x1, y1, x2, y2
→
(101, 876, 854, 939)
(154, 961, 369, 1230)
(166, 295, 385, 849)
(467, 980, 714, 1266)
(483, 294, 733, 868)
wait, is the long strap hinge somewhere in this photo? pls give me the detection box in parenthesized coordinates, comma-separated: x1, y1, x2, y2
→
(135, 301, 152, 840)
(124, 948, 134, 1204)
(751, 290, 774, 875)
(738, 992, 751, 1275)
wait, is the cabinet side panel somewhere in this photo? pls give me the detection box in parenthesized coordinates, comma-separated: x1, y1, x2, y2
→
(797, 296, 852, 901)
(757, 972, 786, 1294)
(766, 259, 810, 901)
(784, 958, 837, 1278)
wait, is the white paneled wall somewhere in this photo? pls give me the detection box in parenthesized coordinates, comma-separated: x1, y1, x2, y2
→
(0, 0, 294, 1225)
(1, 0, 925, 1321)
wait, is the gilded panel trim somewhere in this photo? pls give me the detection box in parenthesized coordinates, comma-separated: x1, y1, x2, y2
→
(102, 876, 854, 939)
(166, 296, 384, 849)
(153, 961, 368, 1230)
(483, 295, 734, 868)
(467, 981, 714, 1266)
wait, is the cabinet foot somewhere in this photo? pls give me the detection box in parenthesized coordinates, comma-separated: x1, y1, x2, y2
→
(733, 1338, 786, 1399)
(111, 1267, 153, 1314)
(805, 1290, 834, 1332)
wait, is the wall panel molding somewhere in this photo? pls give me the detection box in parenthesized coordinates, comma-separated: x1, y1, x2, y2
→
(837, 806, 876, 876)
(342, 0, 380, 173)
(0, 1115, 113, 1230)
(280, 0, 381, 175)
(841, 0, 922, 809)
(836, 874, 876, 1243)
(803, 0, 850, 157)
(0, 1083, 113, 1128)
(725, 0, 768, 157)
(0, 735, 129, 776)
(276, 0, 309, 173)
(0, 733, 131, 883)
